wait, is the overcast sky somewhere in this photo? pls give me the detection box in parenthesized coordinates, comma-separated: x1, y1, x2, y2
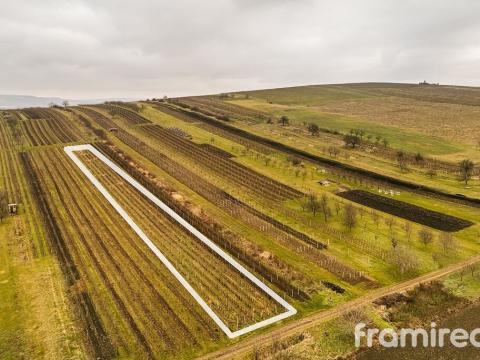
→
(1, 0, 480, 99)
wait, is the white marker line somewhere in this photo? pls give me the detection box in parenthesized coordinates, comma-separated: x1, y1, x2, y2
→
(64, 144, 296, 338)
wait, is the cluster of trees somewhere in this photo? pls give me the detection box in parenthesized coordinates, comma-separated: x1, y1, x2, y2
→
(300, 189, 458, 273)
(302, 192, 331, 221)
(459, 159, 475, 185)
(343, 129, 389, 149)
(145, 96, 168, 102)
(302, 194, 359, 231)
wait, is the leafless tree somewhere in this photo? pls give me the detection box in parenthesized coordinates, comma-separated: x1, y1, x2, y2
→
(343, 204, 357, 231)
(343, 309, 364, 325)
(371, 210, 380, 227)
(418, 228, 433, 247)
(468, 264, 476, 277)
(279, 115, 289, 126)
(390, 236, 398, 251)
(305, 193, 321, 216)
(359, 207, 366, 219)
(396, 151, 409, 171)
(385, 217, 396, 232)
(393, 247, 419, 274)
(334, 201, 341, 215)
(320, 194, 331, 222)
(328, 146, 336, 157)
(307, 123, 320, 136)
(459, 159, 475, 185)
(439, 232, 455, 252)
(403, 221, 412, 242)
(62, 100, 69, 108)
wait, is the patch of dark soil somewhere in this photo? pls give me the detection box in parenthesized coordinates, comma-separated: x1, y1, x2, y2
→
(322, 281, 346, 294)
(338, 190, 473, 232)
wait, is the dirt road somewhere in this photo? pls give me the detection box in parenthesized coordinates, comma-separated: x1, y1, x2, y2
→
(198, 254, 480, 359)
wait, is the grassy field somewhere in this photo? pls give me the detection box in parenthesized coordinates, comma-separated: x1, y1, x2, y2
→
(232, 99, 465, 156)
(232, 83, 480, 158)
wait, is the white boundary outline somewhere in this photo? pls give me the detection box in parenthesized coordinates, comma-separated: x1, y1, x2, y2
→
(64, 144, 296, 338)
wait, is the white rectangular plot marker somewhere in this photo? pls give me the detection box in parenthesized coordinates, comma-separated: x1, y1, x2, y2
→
(64, 144, 296, 338)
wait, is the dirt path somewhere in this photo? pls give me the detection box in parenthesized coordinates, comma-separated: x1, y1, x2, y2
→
(198, 254, 480, 359)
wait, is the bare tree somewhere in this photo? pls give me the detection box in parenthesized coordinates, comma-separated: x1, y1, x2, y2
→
(371, 210, 380, 227)
(396, 151, 409, 172)
(385, 217, 396, 232)
(439, 232, 455, 252)
(393, 247, 419, 274)
(307, 123, 320, 136)
(418, 228, 433, 247)
(390, 236, 398, 251)
(62, 100, 69, 108)
(0, 190, 7, 222)
(459, 159, 475, 185)
(343, 204, 357, 231)
(305, 193, 321, 216)
(279, 115, 289, 126)
(343, 309, 364, 324)
(334, 202, 341, 215)
(468, 264, 476, 277)
(403, 221, 412, 242)
(320, 194, 331, 222)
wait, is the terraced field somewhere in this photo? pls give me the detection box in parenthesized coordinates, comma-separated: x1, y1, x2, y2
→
(23, 148, 223, 358)
(76, 149, 285, 332)
(1, 84, 479, 360)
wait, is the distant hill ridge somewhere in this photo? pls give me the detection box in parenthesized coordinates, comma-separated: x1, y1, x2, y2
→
(0, 94, 137, 109)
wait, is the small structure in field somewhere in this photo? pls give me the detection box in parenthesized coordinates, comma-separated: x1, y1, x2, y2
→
(319, 180, 330, 187)
(8, 203, 18, 215)
(108, 127, 118, 132)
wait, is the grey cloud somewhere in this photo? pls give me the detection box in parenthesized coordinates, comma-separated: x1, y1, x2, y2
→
(1, 0, 479, 99)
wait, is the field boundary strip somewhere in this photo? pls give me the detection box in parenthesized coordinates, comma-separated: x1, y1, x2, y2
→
(63, 144, 296, 338)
